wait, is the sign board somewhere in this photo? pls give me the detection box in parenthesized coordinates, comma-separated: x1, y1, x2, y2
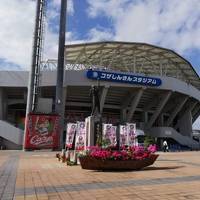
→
(120, 125, 128, 146)
(75, 121, 86, 150)
(85, 116, 95, 147)
(102, 124, 117, 146)
(24, 114, 60, 149)
(127, 123, 136, 146)
(65, 123, 77, 149)
(86, 70, 162, 87)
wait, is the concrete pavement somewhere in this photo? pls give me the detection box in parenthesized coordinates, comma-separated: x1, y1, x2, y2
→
(0, 151, 200, 200)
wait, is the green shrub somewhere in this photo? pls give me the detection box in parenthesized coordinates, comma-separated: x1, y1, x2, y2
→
(144, 135, 156, 148)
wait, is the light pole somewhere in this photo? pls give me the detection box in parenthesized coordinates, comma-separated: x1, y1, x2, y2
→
(55, 0, 67, 149)
(23, 0, 46, 150)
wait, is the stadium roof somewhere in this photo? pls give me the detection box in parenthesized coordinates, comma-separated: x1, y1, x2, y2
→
(43, 41, 200, 90)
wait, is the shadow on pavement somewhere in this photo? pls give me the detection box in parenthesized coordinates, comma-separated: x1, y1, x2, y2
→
(144, 165, 185, 171)
(91, 165, 185, 173)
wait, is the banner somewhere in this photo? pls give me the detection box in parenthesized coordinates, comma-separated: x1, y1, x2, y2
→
(65, 123, 77, 149)
(87, 70, 162, 87)
(102, 124, 117, 146)
(111, 126, 117, 146)
(127, 123, 136, 146)
(75, 121, 86, 150)
(24, 114, 60, 149)
(85, 116, 94, 147)
(120, 125, 128, 146)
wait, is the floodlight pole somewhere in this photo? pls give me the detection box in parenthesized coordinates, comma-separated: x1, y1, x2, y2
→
(55, 0, 67, 149)
(23, 0, 45, 150)
(26, 0, 43, 115)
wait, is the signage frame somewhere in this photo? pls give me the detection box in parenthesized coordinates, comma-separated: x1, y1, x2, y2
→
(86, 70, 162, 87)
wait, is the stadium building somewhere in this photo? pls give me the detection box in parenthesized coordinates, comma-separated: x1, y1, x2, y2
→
(0, 41, 200, 150)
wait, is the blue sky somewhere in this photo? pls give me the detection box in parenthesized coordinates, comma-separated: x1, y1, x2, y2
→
(0, 0, 200, 74)
(0, 0, 200, 128)
(47, 0, 200, 75)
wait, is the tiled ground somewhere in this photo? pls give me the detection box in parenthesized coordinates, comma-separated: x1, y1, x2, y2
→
(0, 151, 200, 200)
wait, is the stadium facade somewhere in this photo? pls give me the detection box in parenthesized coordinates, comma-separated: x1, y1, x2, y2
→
(0, 41, 200, 150)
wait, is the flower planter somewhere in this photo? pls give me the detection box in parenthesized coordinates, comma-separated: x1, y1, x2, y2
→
(79, 154, 159, 170)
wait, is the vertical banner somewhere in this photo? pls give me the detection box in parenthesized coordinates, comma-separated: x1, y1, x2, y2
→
(85, 116, 95, 148)
(103, 124, 112, 145)
(120, 125, 128, 146)
(24, 114, 61, 149)
(111, 126, 117, 146)
(127, 123, 136, 146)
(65, 123, 77, 149)
(102, 124, 117, 146)
(75, 121, 86, 150)
(85, 118, 89, 148)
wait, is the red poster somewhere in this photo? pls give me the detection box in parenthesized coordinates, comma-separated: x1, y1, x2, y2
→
(24, 114, 61, 149)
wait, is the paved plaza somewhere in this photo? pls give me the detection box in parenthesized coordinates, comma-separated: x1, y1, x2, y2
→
(0, 151, 200, 200)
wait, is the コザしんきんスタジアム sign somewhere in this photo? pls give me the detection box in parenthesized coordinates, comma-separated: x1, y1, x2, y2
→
(86, 70, 162, 87)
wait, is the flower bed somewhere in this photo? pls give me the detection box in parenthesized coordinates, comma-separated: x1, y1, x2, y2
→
(78, 145, 158, 170)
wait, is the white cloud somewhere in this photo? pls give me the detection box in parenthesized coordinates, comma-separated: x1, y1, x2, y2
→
(0, 0, 75, 70)
(1, 0, 200, 72)
(43, 30, 85, 62)
(0, 0, 35, 69)
(87, 0, 129, 18)
(87, 0, 200, 129)
(86, 0, 200, 54)
(87, 27, 114, 42)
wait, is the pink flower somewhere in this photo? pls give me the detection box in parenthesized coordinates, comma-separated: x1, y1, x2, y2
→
(112, 151, 122, 160)
(80, 145, 156, 161)
(147, 144, 156, 153)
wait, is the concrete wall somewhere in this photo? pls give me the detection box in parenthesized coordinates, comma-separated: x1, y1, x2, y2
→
(63, 71, 200, 101)
(0, 70, 199, 149)
(0, 70, 199, 101)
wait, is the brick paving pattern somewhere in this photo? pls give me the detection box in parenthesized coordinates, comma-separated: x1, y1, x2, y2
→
(0, 151, 200, 199)
(0, 153, 19, 200)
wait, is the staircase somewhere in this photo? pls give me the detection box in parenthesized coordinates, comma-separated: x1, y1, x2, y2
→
(0, 120, 23, 149)
(148, 127, 200, 150)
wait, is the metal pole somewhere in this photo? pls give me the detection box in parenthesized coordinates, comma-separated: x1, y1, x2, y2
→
(55, 0, 67, 149)
(26, 0, 41, 115)
(23, 0, 43, 150)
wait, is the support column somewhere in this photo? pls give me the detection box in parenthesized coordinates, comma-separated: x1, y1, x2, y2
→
(0, 88, 6, 120)
(165, 96, 188, 127)
(141, 111, 148, 123)
(0, 89, 4, 120)
(120, 108, 127, 123)
(158, 114, 164, 126)
(100, 86, 109, 114)
(60, 86, 67, 149)
(143, 111, 148, 123)
(55, 0, 67, 149)
(120, 90, 135, 123)
(179, 110, 193, 137)
(55, 0, 67, 115)
(127, 88, 144, 122)
(147, 91, 172, 128)
(140, 111, 148, 129)
(175, 101, 198, 129)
